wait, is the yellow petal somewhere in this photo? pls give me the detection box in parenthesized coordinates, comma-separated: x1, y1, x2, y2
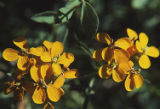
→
(30, 66, 40, 82)
(146, 46, 159, 58)
(40, 51, 52, 62)
(102, 47, 114, 62)
(125, 74, 134, 91)
(139, 55, 151, 69)
(57, 52, 75, 68)
(52, 63, 62, 76)
(127, 28, 138, 40)
(92, 49, 103, 62)
(47, 84, 64, 102)
(114, 37, 132, 50)
(41, 64, 52, 83)
(139, 33, 148, 49)
(43, 40, 53, 50)
(133, 73, 143, 89)
(114, 49, 129, 64)
(32, 86, 46, 104)
(29, 57, 37, 66)
(51, 41, 64, 58)
(17, 55, 29, 71)
(53, 75, 65, 88)
(13, 37, 28, 51)
(135, 41, 143, 53)
(98, 65, 111, 79)
(127, 45, 137, 57)
(2, 48, 19, 61)
(95, 33, 112, 45)
(64, 69, 79, 79)
(112, 69, 125, 83)
(118, 61, 132, 74)
(30, 46, 45, 56)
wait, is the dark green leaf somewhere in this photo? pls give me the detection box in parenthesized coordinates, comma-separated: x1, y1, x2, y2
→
(31, 0, 81, 24)
(80, 1, 99, 37)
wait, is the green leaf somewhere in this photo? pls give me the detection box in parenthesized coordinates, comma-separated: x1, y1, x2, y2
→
(31, 11, 57, 24)
(80, 1, 99, 37)
(31, 0, 81, 24)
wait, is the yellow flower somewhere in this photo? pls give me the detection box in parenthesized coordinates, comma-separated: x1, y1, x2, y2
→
(125, 68, 143, 91)
(98, 49, 131, 82)
(2, 37, 30, 71)
(93, 33, 114, 63)
(114, 28, 138, 57)
(30, 64, 64, 104)
(30, 40, 75, 76)
(135, 33, 159, 69)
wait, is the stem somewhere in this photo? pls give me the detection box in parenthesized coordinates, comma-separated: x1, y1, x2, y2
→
(74, 34, 93, 58)
(83, 77, 95, 109)
(59, 2, 82, 21)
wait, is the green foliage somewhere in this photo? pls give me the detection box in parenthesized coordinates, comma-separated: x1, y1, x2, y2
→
(80, 1, 99, 38)
(31, 0, 81, 24)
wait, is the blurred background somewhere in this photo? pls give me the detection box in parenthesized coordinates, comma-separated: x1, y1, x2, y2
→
(0, 0, 160, 109)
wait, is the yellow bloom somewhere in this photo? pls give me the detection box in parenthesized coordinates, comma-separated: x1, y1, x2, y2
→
(125, 69, 143, 91)
(135, 33, 159, 69)
(98, 49, 131, 82)
(30, 64, 64, 104)
(93, 33, 114, 63)
(114, 28, 138, 57)
(30, 40, 75, 76)
(2, 37, 30, 71)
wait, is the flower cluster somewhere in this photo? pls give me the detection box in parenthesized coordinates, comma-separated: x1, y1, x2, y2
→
(93, 28, 159, 91)
(2, 37, 78, 108)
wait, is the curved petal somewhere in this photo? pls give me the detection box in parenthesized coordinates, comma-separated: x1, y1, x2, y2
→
(95, 33, 112, 45)
(52, 63, 62, 76)
(30, 66, 40, 82)
(127, 28, 138, 40)
(53, 75, 65, 88)
(30, 46, 45, 56)
(17, 55, 29, 71)
(125, 74, 134, 91)
(40, 51, 52, 62)
(64, 69, 79, 79)
(112, 69, 125, 83)
(98, 65, 111, 79)
(47, 84, 64, 102)
(127, 45, 137, 57)
(43, 40, 53, 50)
(114, 49, 129, 64)
(13, 37, 28, 51)
(51, 41, 64, 58)
(114, 37, 132, 50)
(57, 52, 75, 68)
(29, 57, 37, 66)
(118, 61, 132, 74)
(32, 86, 46, 104)
(102, 47, 114, 62)
(133, 73, 143, 89)
(139, 55, 151, 69)
(139, 33, 148, 49)
(135, 41, 143, 53)
(92, 49, 103, 62)
(2, 48, 19, 61)
(146, 46, 159, 58)
(41, 64, 52, 83)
